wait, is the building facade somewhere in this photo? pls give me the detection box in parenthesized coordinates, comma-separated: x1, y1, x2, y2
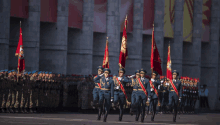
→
(0, 0, 220, 110)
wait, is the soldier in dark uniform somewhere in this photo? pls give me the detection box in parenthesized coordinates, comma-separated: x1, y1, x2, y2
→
(94, 68, 114, 122)
(134, 69, 149, 122)
(189, 78, 194, 113)
(0, 70, 4, 112)
(167, 70, 182, 122)
(112, 68, 130, 121)
(129, 70, 139, 115)
(1, 70, 8, 113)
(148, 71, 161, 121)
(161, 77, 169, 113)
(158, 76, 164, 114)
(91, 66, 103, 109)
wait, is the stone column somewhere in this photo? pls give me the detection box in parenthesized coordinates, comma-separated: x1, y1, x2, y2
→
(40, 0, 69, 74)
(201, 0, 219, 110)
(107, 0, 121, 75)
(171, 0, 184, 76)
(125, 0, 143, 75)
(0, 0, 10, 70)
(182, 0, 203, 110)
(67, 0, 94, 75)
(182, 1, 202, 78)
(22, 0, 41, 71)
(154, 0, 165, 74)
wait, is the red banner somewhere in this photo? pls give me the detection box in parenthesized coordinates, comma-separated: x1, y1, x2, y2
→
(16, 27, 25, 73)
(102, 38, 109, 68)
(40, 0, 57, 22)
(68, 0, 83, 29)
(10, 0, 29, 18)
(120, 0, 133, 33)
(166, 44, 172, 80)
(93, 0, 107, 32)
(143, 0, 155, 35)
(118, 17, 128, 68)
(202, 0, 211, 42)
(150, 29, 162, 75)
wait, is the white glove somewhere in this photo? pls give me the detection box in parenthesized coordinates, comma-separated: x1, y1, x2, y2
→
(99, 73, 104, 77)
(118, 77, 122, 80)
(148, 98, 150, 101)
(111, 99, 113, 102)
(116, 86, 120, 89)
(106, 78, 109, 81)
(151, 88, 154, 91)
(128, 75, 135, 78)
(158, 85, 160, 89)
(151, 78, 155, 82)
(161, 80, 164, 83)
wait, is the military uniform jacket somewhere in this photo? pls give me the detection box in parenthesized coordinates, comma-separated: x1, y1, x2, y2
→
(99, 77, 114, 98)
(93, 75, 103, 88)
(113, 76, 130, 91)
(169, 79, 182, 97)
(148, 79, 161, 99)
(136, 77, 149, 96)
(131, 78, 139, 90)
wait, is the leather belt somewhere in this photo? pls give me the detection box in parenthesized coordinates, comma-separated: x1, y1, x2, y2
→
(133, 89, 137, 91)
(101, 88, 110, 91)
(170, 90, 175, 91)
(95, 86, 100, 88)
(138, 89, 144, 91)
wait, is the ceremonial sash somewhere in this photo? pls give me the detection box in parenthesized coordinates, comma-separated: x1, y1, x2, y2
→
(116, 78, 128, 101)
(137, 78, 148, 97)
(170, 79, 179, 97)
(94, 76, 101, 89)
(149, 80, 160, 105)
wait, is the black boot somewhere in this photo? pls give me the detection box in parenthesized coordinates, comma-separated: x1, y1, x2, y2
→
(97, 108, 101, 120)
(141, 115, 144, 122)
(130, 108, 133, 116)
(24, 108, 28, 113)
(1, 108, 5, 113)
(135, 114, 139, 121)
(15, 108, 19, 113)
(173, 115, 176, 122)
(29, 108, 33, 113)
(103, 111, 107, 122)
(6, 108, 10, 113)
(151, 115, 154, 121)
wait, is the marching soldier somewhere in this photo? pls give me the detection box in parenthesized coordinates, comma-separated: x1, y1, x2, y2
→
(167, 70, 182, 122)
(161, 77, 169, 113)
(0, 70, 4, 112)
(189, 78, 194, 113)
(91, 66, 103, 109)
(158, 76, 163, 114)
(134, 69, 149, 122)
(1, 70, 8, 113)
(112, 68, 130, 121)
(148, 71, 161, 121)
(94, 68, 114, 122)
(181, 77, 187, 113)
(191, 78, 198, 113)
(14, 72, 23, 113)
(129, 70, 139, 115)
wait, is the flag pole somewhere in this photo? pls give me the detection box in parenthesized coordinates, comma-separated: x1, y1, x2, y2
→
(17, 21, 21, 82)
(151, 22, 154, 74)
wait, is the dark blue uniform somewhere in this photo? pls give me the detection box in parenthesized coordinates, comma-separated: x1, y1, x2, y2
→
(161, 80, 169, 113)
(148, 78, 161, 121)
(112, 76, 130, 121)
(168, 71, 182, 122)
(91, 66, 103, 108)
(134, 75, 149, 122)
(95, 68, 114, 122)
(92, 75, 102, 107)
(130, 78, 139, 111)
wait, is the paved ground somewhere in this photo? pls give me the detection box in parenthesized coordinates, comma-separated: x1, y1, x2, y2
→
(0, 112, 220, 125)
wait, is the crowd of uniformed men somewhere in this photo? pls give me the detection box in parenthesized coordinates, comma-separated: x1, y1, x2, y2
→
(0, 70, 63, 113)
(91, 66, 200, 122)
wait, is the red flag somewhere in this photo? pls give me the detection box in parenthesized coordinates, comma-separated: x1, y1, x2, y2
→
(166, 44, 172, 80)
(119, 16, 128, 68)
(150, 28, 162, 75)
(15, 27, 25, 73)
(102, 37, 109, 68)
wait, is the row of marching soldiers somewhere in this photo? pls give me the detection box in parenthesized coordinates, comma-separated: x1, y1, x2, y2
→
(91, 66, 199, 123)
(0, 69, 63, 113)
(156, 76, 199, 114)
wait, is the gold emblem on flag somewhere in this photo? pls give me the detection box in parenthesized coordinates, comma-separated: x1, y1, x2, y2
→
(121, 36, 127, 54)
(167, 60, 171, 70)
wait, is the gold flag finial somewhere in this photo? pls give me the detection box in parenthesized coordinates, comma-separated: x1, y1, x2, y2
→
(107, 37, 108, 40)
